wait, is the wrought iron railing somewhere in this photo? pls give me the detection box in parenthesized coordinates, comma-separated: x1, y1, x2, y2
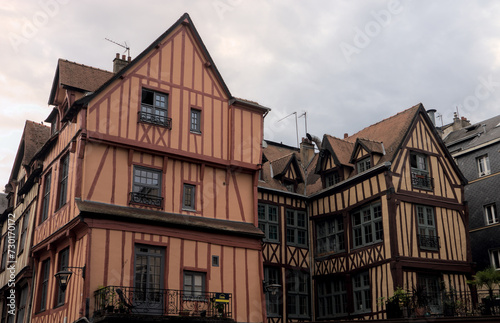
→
(93, 286, 232, 318)
(138, 111, 172, 129)
(418, 234, 439, 250)
(411, 170, 433, 189)
(129, 192, 163, 208)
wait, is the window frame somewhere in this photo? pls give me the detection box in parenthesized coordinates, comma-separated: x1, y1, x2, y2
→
(416, 205, 439, 251)
(39, 259, 50, 312)
(41, 171, 52, 223)
(352, 271, 371, 314)
(264, 266, 281, 317)
(182, 184, 196, 211)
(18, 209, 30, 255)
(317, 277, 347, 318)
(351, 201, 383, 249)
(410, 152, 432, 190)
(58, 154, 69, 209)
(477, 154, 491, 177)
(258, 204, 280, 243)
(0, 235, 8, 272)
(16, 284, 29, 323)
(287, 270, 310, 318)
(130, 166, 163, 208)
(325, 170, 341, 188)
(316, 216, 345, 255)
(286, 209, 308, 248)
(190, 108, 202, 133)
(357, 157, 371, 173)
(183, 271, 206, 299)
(55, 248, 69, 307)
(484, 203, 498, 225)
(490, 248, 500, 270)
(139, 88, 171, 129)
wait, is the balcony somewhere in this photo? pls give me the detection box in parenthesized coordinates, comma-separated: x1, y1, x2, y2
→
(93, 286, 232, 321)
(129, 192, 163, 208)
(418, 234, 440, 250)
(138, 111, 172, 129)
(411, 170, 433, 190)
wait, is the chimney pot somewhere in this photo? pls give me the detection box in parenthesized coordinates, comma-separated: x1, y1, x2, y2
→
(115, 53, 120, 59)
(344, 133, 348, 139)
(122, 54, 126, 60)
(128, 56, 131, 62)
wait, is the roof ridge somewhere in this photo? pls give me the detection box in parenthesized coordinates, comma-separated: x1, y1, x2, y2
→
(270, 152, 295, 163)
(59, 58, 113, 75)
(347, 104, 420, 140)
(357, 137, 382, 144)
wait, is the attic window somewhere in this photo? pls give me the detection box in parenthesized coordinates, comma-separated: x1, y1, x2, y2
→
(325, 171, 340, 188)
(284, 179, 296, 193)
(465, 124, 479, 132)
(50, 116, 58, 135)
(357, 157, 371, 173)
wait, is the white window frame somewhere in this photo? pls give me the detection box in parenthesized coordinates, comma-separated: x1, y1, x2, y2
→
(477, 155, 491, 177)
(351, 201, 383, 248)
(490, 248, 500, 270)
(484, 204, 498, 225)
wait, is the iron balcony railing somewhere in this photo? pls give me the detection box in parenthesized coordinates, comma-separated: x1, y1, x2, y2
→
(93, 286, 232, 318)
(129, 192, 163, 208)
(138, 111, 172, 129)
(418, 234, 440, 250)
(411, 170, 433, 189)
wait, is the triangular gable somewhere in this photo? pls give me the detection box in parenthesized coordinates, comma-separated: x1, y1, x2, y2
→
(315, 135, 354, 174)
(349, 138, 384, 164)
(271, 153, 304, 183)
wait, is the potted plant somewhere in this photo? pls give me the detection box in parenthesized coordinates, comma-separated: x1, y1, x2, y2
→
(412, 285, 429, 317)
(467, 267, 500, 315)
(380, 287, 410, 319)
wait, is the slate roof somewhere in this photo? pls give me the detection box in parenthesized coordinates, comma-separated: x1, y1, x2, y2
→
(9, 121, 50, 183)
(443, 114, 500, 153)
(49, 59, 113, 105)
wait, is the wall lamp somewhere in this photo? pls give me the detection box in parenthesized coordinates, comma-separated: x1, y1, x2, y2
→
(263, 281, 281, 296)
(55, 265, 86, 292)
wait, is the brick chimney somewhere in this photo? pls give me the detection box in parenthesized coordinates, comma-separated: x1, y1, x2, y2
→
(300, 138, 315, 166)
(113, 53, 131, 73)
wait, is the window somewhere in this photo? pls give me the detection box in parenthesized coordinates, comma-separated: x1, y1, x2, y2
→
(357, 157, 371, 173)
(184, 271, 205, 298)
(417, 205, 439, 250)
(410, 152, 432, 189)
(139, 88, 171, 129)
(286, 210, 308, 247)
(284, 180, 296, 193)
(352, 272, 371, 314)
(18, 210, 30, 254)
(477, 155, 491, 177)
(39, 259, 50, 311)
(212, 255, 219, 267)
(264, 267, 281, 317)
(417, 274, 442, 313)
(316, 217, 345, 255)
(484, 204, 498, 225)
(317, 277, 347, 318)
(287, 270, 309, 318)
(182, 184, 196, 210)
(325, 171, 340, 188)
(16, 285, 29, 323)
(41, 172, 52, 222)
(351, 201, 383, 248)
(130, 167, 162, 208)
(58, 154, 69, 208)
(0, 235, 7, 271)
(258, 204, 279, 242)
(190, 108, 201, 133)
(56, 248, 69, 306)
(490, 249, 500, 269)
(134, 245, 164, 311)
(50, 116, 58, 135)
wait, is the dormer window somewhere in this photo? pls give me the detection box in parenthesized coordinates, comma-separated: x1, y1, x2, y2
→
(139, 88, 171, 129)
(357, 157, 371, 173)
(284, 179, 296, 193)
(50, 117, 58, 135)
(325, 171, 340, 188)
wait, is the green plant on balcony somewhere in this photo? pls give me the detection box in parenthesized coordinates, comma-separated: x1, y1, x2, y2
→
(468, 267, 500, 315)
(379, 287, 410, 319)
(411, 285, 430, 317)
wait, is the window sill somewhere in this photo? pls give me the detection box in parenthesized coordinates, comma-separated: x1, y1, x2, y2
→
(182, 207, 197, 213)
(190, 130, 202, 135)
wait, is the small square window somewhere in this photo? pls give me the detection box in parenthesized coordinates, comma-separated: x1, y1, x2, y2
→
(357, 157, 371, 173)
(190, 109, 201, 133)
(183, 184, 196, 210)
(212, 255, 219, 267)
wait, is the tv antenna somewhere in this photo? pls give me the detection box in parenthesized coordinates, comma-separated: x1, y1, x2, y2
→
(298, 111, 307, 135)
(105, 38, 130, 57)
(277, 112, 299, 147)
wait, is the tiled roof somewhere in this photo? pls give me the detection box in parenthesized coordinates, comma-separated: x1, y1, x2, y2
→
(23, 121, 51, 166)
(444, 114, 500, 151)
(324, 136, 354, 166)
(57, 59, 113, 93)
(357, 138, 385, 154)
(270, 153, 295, 178)
(345, 104, 420, 164)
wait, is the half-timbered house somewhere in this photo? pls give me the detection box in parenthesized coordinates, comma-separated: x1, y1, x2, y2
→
(0, 121, 50, 323)
(27, 13, 268, 323)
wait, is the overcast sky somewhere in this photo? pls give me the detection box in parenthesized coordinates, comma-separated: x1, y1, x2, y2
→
(1, 0, 500, 186)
